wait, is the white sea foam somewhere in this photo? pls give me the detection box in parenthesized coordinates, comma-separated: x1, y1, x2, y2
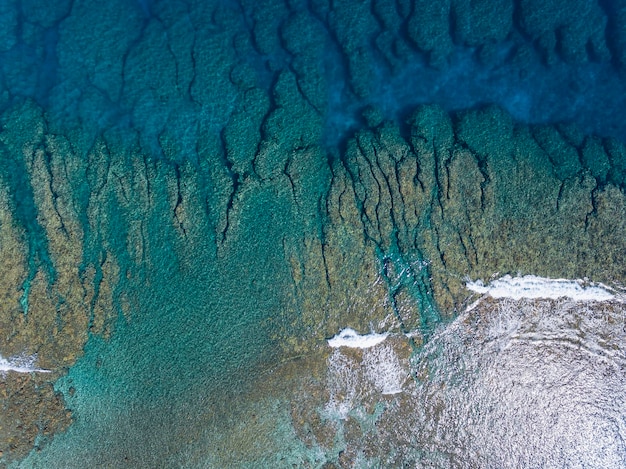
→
(0, 354, 51, 374)
(324, 351, 360, 419)
(363, 344, 406, 395)
(407, 294, 626, 467)
(466, 275, 620, 302)
(327, 328, 388, 349)
(323, 342, 407, 420)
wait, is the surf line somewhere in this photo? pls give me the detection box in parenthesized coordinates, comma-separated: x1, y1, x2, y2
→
(0, 354, 51, 374)
(327, 328, 388, 349)
(465, 274, 622, 302)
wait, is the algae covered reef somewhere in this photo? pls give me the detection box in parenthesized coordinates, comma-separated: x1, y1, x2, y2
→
(0, 0, 625, 467)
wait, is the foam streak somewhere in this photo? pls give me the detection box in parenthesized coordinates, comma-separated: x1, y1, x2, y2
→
(0, 354, 51, 374)
(466, 275, 620, 302)
(327, 328, 388, 349)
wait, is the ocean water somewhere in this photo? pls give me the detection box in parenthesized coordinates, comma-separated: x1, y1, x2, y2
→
(0, 0, 625, 467)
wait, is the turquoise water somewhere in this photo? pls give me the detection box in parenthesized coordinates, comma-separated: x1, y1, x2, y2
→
(18, 173, 307, 466)
(1, 0, 626, 467)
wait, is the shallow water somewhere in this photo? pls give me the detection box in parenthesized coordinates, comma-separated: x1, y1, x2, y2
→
(297, 291, 626, 467)
(408, 297, 626, 467)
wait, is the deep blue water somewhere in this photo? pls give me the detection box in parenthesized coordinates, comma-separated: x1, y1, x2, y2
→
(2, 0, 626, 156)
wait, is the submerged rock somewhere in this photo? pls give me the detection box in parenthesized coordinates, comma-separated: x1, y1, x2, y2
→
(1, 96, 626, 466)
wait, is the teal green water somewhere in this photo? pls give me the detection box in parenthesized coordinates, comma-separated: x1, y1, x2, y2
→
(17, 177, 307, 466)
